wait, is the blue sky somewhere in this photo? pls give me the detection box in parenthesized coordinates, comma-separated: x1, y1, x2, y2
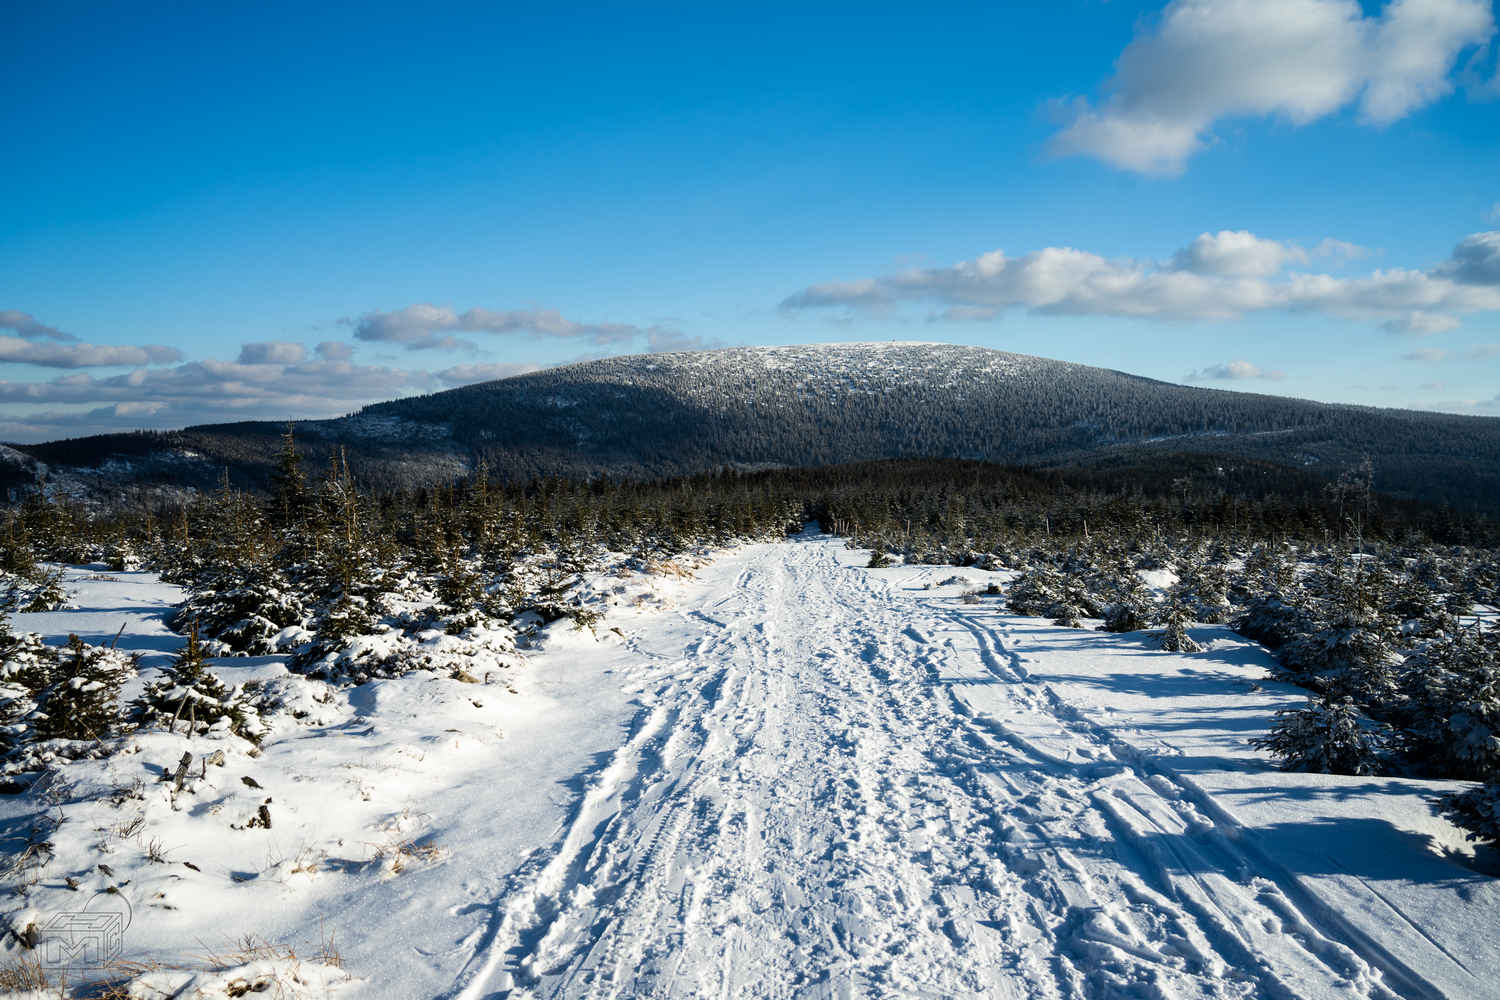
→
(3, 0, 1499, 441)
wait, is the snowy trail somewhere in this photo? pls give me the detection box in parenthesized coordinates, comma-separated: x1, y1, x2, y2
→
(450, 535, 1423, 1000)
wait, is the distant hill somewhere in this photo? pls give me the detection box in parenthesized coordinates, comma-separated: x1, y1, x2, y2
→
(7, 343, 1499, 514)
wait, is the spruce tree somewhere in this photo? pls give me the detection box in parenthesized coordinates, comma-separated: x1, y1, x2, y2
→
(33, 635, 133, 742)
(1440, 779, 1500, 847)
(0, 592, 56, 752)
(1272, 556, 1404, 707)
(184, 562, 306, 655)
(293, 593, 377, 672)
(1099, 575, 1155, 633)
(132, 627, 261, 741)
(1250, 693, 1391, 776)
(1007, 566, 1064, 617)
(1171, 560, 1232, 624)
(1149, 598, 1202, 652)
(269, 421, 309, 528)
(0, 513, 36, 578)
(1399, 623, 1500, 779)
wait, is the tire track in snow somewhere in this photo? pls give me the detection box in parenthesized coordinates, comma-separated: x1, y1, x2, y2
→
(451, 538, 1410, 1000)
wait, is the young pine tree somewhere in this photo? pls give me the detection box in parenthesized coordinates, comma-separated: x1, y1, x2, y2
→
(1398, 623, 1500, 780)
(0, 591, 57, 752)
(132, 627, 261, 742)
(1273, 557, 1404, 709)
(1149, 599, 1202, 653)
(1440, 779, 1500, 848)
(1250, 693, 1391, 776)
(1007, 566, 1065, 617)
(32, 635, 134, 742)
(292, 593, 379, 674)
(183, 561, 306, 655)
(1098, 575, 1155, 633)
(269, 421, 309, 528)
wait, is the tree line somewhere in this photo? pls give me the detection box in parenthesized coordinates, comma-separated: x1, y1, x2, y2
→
(2, 445, 1497, 844)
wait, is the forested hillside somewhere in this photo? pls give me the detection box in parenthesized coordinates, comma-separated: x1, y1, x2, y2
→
(7, 343, 1499, 514)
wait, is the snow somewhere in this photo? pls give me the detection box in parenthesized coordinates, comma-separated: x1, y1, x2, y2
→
(4, 537, 1497, 998)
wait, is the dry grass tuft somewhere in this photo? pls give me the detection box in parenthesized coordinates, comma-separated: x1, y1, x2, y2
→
(367, 836, 445, 876)
(0, 953, 56, 993)
(96, 927, 348, 998)
(644, 558, 693, 579)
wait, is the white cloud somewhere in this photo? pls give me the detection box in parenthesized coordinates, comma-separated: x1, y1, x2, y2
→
(1187, 359, 1288, 380)
(1467, 342, 1500, 358)
(1401, 347, 1451, 360)
(1420, 381, 1449, 390)
(1485, 202, 1500, 223)
(1048, 0, 1496, 175)
(0, 337, 184, 369)
(1380, 310, 1463, 334)
(0, 344, 437, 440)
(435, 361, 543, 386)
(1169, 231, 1310, 277)
(236, 341, 309, 365)
(1408, 394, 1500, 413)
(0, 334, 583, 440)
(781, 229, 1500, 328)
(0, 309, 79, 343)
(643, 329, 727, 353)
(1167, 231, 1369, 278)
(349, 303, 677, 352)
(1434, 230, 1500, 284)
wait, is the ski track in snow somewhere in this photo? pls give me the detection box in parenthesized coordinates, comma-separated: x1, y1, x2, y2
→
(447, 535, 1423, 1000)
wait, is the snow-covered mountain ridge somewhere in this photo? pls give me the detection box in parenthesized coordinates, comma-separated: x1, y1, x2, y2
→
(9, 342, 1500, 513)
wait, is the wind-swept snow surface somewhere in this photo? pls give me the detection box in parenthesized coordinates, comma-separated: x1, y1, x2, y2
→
(7, 536, 1497, 998)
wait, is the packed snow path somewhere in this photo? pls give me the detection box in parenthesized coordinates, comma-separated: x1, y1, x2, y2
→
(454, 534, 1434, 1000)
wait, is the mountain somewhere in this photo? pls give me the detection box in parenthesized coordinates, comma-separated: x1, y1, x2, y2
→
(7, 342, 1499, 513)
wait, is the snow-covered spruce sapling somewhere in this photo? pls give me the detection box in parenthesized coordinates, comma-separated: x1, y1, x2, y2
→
(269, 420, 310, 527)
(295, 593, 377, 662)
(131, 627, 263, 742)
(32, 635, 135, 743)
(1169, 561, 1232, 624)
(183, 562, 306, 655)
(1098, 576, 1155, 633)
(1051, 573, 1104, 627)
(1148, 601, 1201, 653)
(0, 592, 56, 752)
(1249, 693, 1392, 776)
(1439, 779, 1500, 847)
(1398, 623, 1500, 780)
(1266, 557, 1405, 708)
(1050, 596, 1088, 629)
(1232, 592, 1321, 652)
(20, 564, 69, 613)
(105, 537, 139, 572)
(1007, 567, 1064, 617)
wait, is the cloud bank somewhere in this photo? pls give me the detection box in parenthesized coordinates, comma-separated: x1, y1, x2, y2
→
(1049, 0, 1497, 175)
(349, 304, 691, 353)
(0, 310, 80, 343)
(0, 338, 184, 369)
(1187, 359, 1288, 380)
(0, 301, 722, 440)
(781, 229, 1500, 330)
(0, 340, 432, 438)
(0, 308, 185, 369)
